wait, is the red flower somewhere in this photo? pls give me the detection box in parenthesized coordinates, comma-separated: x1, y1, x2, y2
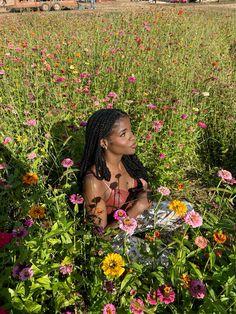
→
(0, 233, 13, 248)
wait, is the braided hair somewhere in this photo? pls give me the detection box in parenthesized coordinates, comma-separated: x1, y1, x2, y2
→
(79, 108, 148, 182)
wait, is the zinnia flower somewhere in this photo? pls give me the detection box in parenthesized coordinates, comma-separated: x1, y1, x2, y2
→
(147, 290, 158, 305)
(101, 253, 125, 278)
(213, 231, 227, 244)
(157, 186, 170, 196)
(0, 232, 13, 248)
(157, 284, 176, 304)
(130, 298, 144, 314)
(217, 169, 236, 185)
(184, 210, 203, 228)
(12, 226, 28, 238)
(61, 158, 74, 168)
(22, 172, 38, 185)
(23, 217, 34, 228)
(102, 303, 116, 314)
(128, 75, 136, 83)
(24, 119, 37, 126)
(180, 273, 191, 289)
(19, 267, 34, 281)
(198, 121, 207, 129)
(194, 236, 208, 249)
(118, 217, 137, 235)
(189, 279, 206, 299)
(103, 280, 116, 293)
(113, 209, 127, 220)
(59, 264, 73, 275)
(28, 204, 45, 219)
(169, 200, 187, 217)
(69, 194, 84, 204)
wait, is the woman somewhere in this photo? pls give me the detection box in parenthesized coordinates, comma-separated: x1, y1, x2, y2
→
(80, 108, 151, 229)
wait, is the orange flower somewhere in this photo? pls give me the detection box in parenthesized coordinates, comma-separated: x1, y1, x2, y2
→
(177, 183, 184, 191)
(154, 231, 161, 239)
(22, 172, 38, 185)
(212, 61, 219, 67)
(66, 58, 73, 63)
(29, 204, 45, 219)
(75, 53, 81, 57)
(178, 10, 184, 15)
(144, 234, 154, 241)
(213, 231, 227, 244)
(180, 273, 191, 289)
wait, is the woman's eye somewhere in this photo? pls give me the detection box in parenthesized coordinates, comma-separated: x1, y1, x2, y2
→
(121, 133, 126, 137)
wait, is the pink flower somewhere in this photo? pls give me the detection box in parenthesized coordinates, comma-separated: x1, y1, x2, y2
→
(147, 290, 158, 305)
(55, 76, 66, 83)
(157, 284, 176, 304)
(130, 288, 137, 296)
(2, 137, 12, 145)
(159, 153, 166, 159)
(59, 264, 73, 275)
(0, 70, 5, 76)
(69, 194, 84, 204)
(198, 121, 207, 129)
(184, 210, 203, 228)
(157, 186, 170, 196)
(24, 119, 37, 127)
(61, 158, 74, 168)
(145, 134, 152, 141)
(153, 120, 164, 132)
(181, 114, 188, 119)
(189, 279, 206, 299)
(108, 91, 118, 98)
(118, 217, 137, 235)
(0, 232, 13, 248)
(113, 209, 127, 221)
(102, 303, 116, 314)
(146, 104, 156, 109)
(130, 298, 144, 314)
(217, 169, 236, 184)
(194, 236, 208, 249)
(0, 163, 8, 170)
(23, 218, 34, 228)
(128, 75, 136, 83)
(27, 152, 37, 160)
(19, 267, 34, 281)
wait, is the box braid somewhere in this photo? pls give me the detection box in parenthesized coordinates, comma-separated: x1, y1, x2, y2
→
(79, 109, 148, 182)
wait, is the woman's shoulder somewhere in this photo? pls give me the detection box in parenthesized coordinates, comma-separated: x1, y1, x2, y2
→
(83, 168, 105, 193)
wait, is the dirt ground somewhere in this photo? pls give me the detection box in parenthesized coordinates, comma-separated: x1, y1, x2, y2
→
(0, 0, 236, 15)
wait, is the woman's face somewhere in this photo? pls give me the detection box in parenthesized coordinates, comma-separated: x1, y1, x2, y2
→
(102, 116, 136, 156)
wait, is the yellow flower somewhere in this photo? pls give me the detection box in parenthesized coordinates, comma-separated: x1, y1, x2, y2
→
(102, 253, 125, 278)
(29, 204, 45, 219)
(22, 172, 38, 185)
(169, 200, 187, 217)
(69, 65, 75, 70)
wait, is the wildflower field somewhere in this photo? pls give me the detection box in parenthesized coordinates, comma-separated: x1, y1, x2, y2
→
(0, 6, 236, 314)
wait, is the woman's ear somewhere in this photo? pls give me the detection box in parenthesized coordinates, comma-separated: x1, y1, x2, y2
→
(100, 138, 108, 150)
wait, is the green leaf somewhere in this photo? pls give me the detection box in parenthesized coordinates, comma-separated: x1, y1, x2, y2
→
(188, 262, 203, 279)
(24, 300, 42, 313)
(120, 273, 134, 292)
(36, 275, 52, 290)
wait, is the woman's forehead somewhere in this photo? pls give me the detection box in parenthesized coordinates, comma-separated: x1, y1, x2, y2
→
(111, 116, 131, 132)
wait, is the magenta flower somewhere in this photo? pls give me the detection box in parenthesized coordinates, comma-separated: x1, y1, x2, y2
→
(0, 232, 13, 248)
(147, 290, 158, 305)
(189, 279, 206, 299)
(113, 209, 127, 221)
(181, 114, 188, 120)
(59, 264, 73, 275)
(198, 121, 207, 129)
(80, 121, 87, 127)
(19, 267, 34, 281)
(61, 158, 74, 168)
(24, 119, 37, 127)
(108, 91, 118, 99)
(159, 153, 166, 159)
(157, 284, 176, 304)
(2, 137, 12, 145)
(0, 163, 8, 170)
(184, 210, 203, 228)
(102, 303, 116, 314)
(118, 217, 137, 235)
(128, 75, 137, 83)
(0, 70, 5, 76)
(146, 104, 157, 109)
(23, 218, 34, 228)
(69, 194, 84, 204)
(12, 226, 28, 238)
(157, 186, 170, 196)
(0, 307, 9, 314)
(130, 298, 144, 314)
(56, 76, 66, 83)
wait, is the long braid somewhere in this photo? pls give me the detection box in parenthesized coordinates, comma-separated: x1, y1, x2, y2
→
(79, 109, 148, 182)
